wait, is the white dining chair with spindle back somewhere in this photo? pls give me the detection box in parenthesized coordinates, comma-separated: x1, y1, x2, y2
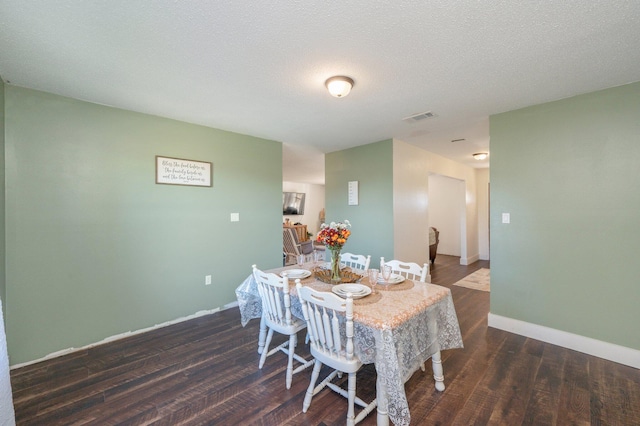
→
(252, 265, 314, 389)
(340, 252, 371, 274)
(296, 281, 377, 426)
(380, 257, 430, 283)
(380, 257, 433, 373)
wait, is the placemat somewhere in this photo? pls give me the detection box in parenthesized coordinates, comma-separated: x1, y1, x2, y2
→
(374, 279, 415, 292)
(354, 291, 382, 305)
(297, 275, 316, 285)
(301, 281, 381, 305)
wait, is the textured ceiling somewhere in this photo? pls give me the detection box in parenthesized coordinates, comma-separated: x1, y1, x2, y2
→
(2, 1, 640, 184)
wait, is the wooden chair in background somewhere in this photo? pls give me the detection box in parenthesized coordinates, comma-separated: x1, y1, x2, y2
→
(283, 227, 315, 265)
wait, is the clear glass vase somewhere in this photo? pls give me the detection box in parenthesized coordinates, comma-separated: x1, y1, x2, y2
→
(329, 246, 342, 283)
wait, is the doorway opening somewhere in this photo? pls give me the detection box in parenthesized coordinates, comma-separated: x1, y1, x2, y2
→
(428, 174, 468, 264)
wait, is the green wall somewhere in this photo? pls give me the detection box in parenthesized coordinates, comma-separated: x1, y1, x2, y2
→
(325, 140, 394, 266)
(490, 81, 640, 350)
(0, 81, 5, 313)
(4, 86, 283, 364)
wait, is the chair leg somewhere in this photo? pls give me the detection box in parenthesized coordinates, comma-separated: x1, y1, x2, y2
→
(259, 328, 274, 369)
(257, 315, 267, 355)
(346, 372, 356, 426)
(303, 360, 322, 413)
(286, 334, 296, 389)
(290, 333, 314, 373)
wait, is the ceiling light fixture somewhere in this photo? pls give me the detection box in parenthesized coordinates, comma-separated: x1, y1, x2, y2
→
(325, 76, 354, 98)
(473, 152, 489, 160)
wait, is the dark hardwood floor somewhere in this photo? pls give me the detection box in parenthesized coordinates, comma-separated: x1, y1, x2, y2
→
(11, 255, 640, 425)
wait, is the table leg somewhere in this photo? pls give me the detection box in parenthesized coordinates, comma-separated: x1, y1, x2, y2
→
(376, 374, 389, 426)
(432, 350, 445, 391)
(258, 314, 266, 354)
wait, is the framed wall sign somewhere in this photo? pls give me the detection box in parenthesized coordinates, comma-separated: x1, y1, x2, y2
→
(155, 156, 212, 187)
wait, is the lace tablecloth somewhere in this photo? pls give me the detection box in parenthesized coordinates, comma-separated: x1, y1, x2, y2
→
(235, 265, 463, 426)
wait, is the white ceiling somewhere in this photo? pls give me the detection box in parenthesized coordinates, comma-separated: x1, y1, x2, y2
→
(2, 1, 640, 185)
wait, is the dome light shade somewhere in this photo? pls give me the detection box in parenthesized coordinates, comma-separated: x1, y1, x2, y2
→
(473, 152, 489, 160)
(325, 76, 354, 98)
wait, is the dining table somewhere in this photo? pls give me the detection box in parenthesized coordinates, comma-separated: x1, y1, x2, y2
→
(235, 262, 464, 426)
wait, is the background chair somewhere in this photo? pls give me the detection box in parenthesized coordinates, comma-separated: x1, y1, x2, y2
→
(283, 227, 315, 265)
(340, 252, 371, 273)
(429, 227, 440, 264)
(380, 257, 430, 283)
(252, 265, 313, 389)
(296, 282, 377, 426)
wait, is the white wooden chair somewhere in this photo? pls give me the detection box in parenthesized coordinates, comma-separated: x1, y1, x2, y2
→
(380, 257, 430, 283)
(283, 227, 315, 265)
(380, 258, 432, 373)
(252, 265, 314, 389)
(340, 252, 371, 274)
(296, 281, 377, 426)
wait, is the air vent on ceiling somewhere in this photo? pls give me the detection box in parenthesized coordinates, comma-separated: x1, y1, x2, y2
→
(402, 111, 437, 123)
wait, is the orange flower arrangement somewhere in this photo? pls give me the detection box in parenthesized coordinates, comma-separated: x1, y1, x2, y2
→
(316, 220, 351, 249)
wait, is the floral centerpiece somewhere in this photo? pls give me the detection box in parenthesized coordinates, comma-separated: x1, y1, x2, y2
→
(316, 220, 351, 283)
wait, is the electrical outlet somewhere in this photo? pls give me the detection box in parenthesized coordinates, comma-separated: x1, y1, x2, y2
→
(205, 275, 212, 285)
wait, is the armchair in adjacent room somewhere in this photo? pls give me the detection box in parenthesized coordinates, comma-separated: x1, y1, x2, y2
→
(429, 227, 440, 264)
(283, 227, 315, 265)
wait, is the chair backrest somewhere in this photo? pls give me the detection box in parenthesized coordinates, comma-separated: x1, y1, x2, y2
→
(252, 265, 294, 328)
(296, 282, 356, 365)
(380, 257, 429, 282)
(429, 227, 440, 245)
(283, 227, 315, 257)
(340, 252, 371, 273)
(283, 228, 303, 258)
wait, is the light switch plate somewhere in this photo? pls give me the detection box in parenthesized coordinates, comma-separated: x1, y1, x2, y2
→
(502, 213, 510, 224)
(230, 213, 240, 222)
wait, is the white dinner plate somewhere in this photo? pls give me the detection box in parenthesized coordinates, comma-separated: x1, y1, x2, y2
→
(377, 274, 405, 285)
(283, 269, 312, 279)
(337, 284, 368, 294)
(332, 284, 371, 299)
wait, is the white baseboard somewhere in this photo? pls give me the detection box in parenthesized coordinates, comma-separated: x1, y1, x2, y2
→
(460, 254, 480, 266)
(488, 313, 640, 369)
(223, 300, 239, 309)
(11, 304, 235, 370)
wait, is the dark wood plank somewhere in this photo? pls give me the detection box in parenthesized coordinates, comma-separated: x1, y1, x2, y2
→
(410, 322, 508, 424)
(449, 331, 527, 425)
(520, 342, 566, 425)
(10, 255, 640, 426)
(556, 349, 591, 425)
(486, 338, 543, 424)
